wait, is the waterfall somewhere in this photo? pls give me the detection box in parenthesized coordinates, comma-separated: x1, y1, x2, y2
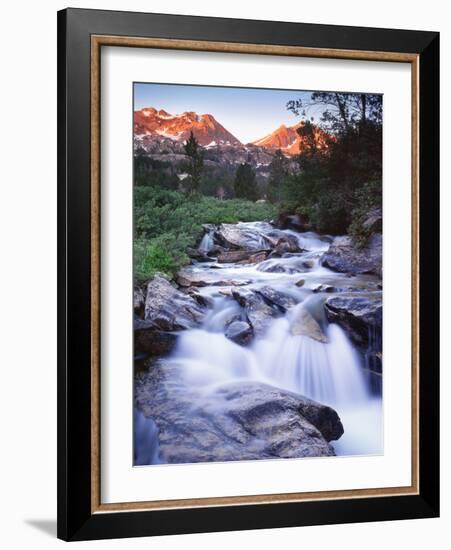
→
(174, 314, 368, 409)
(137, 222, 383, 459)
(198, 231, 214, 253)
(171, 329, 264, 387)
(169, 311, 382, 457)
(254, 319, 369, 407)
(284, 230, 331, 252)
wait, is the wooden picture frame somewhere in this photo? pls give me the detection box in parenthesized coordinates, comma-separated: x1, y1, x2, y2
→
(57, 8, 439, 541)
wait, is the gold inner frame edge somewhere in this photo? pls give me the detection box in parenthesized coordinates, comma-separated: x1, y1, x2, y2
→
(90, 35, 420, 514)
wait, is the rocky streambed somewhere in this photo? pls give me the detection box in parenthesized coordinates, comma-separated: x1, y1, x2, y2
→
(134, 221, 383, 465)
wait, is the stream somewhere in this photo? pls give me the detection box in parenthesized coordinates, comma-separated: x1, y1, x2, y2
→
(135, 221, 383, 464)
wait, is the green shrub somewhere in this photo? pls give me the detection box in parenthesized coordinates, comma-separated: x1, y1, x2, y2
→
(134, 188, 277, 280)
(234, 163, 258, 201)
(277, 96, 382, 239)
(134, 239, 179, 280)
(310, 194, 351, 234)
(348, 180, 382, 247)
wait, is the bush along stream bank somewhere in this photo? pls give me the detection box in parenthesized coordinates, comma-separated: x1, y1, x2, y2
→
(133, 219, 383, 465)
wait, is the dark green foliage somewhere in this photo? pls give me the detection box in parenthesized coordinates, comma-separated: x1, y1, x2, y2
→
(287, 92, 382, 134)
(200, 168, 235, 199)
(348, 181, 382, 247)
(134, 152, 179, 189)
(134, 239, 178, 279)
(183, 131, 204, 194)
(267, 149, 289, 203)
(234, 163, 258, 201)
(134, 187, 276, 281)
(282, 92, 382, 239)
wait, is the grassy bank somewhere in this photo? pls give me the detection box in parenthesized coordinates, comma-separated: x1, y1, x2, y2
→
(134, 187, 277, 281)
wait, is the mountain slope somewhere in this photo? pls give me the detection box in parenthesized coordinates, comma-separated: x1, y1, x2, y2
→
(253, 121, 330, 155)
(134, 107, 242, 147)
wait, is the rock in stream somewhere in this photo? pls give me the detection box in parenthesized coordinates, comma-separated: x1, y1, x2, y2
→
(135, 361, 343, 464)
(322, 234, 382, 276)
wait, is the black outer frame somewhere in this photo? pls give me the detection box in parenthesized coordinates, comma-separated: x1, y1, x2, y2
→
(57, 8, 439, 542)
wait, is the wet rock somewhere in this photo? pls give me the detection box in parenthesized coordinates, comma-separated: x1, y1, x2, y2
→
(135, 363, 342, 464)
(280, 234, 302, 251)
(134, 319, 179, 357)
(208, 244, 227, 256)
(218, 289, 233, 297)
(289, 305, 328, 343)
(225, 320, 253, 345)
(365, 351, 383, 374)
(362, 208, 382, 232)
(176, 273, 208, 287)
(294, 394, 344, 441)
(134, 353, 149, 372)
(217, 250, 253, 263)
(324, 293, 382, 349)
(312, 284, 334, 293)
(144, 275, 207, 330)
(268, 234, 302, 257)
(217, 249, 269, 264)
(256, 286, 298, 312)
(281, 252, 301, 258)
(185, 288, 215, 309)
(300, 259, 315, 269)
(223, 312, 243, 328)
(275, 213, 309, 232)
(320, 279, 381, 294)
(134, 286, 145, 318)
(296, 279, 305, 287)
(247, 251, 270, 264)
(201, 223, 216, 231)
(186, 248, 212, 262)
(215, 223, 274, 251)
(231, 289, 279, 336)
(177, 269, 251, 288)
(322, 234, 382, 276)
(257, 261, 289, 273)
(257, 258, 306, 274)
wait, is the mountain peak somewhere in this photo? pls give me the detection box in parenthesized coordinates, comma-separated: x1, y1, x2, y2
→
(134, 107, 241, 146)
(252, 121, 329, 155)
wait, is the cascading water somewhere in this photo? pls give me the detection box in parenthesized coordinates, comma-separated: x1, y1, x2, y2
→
(138, 222, 383, 460)
(254, 313, 369, 405)
(134, 409, 161, 465)
(173, 316, 369, 405)
(198, 231, 214, 253)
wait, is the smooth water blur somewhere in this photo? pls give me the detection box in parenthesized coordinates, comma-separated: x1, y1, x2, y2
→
(198, 232, 214, 253)
(141, 222, 383, 458)
(284, 229, 331, 252)
(332, 400, 383, 456)
(134, 409, 161, 465)
(255, 317, 369, 406)
(171, 317, 382, 456)
(172, 329, 264, 387)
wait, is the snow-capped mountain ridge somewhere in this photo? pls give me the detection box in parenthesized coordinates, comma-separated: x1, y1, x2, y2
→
(134, 107, 241, 146)
(252, 121, 330, 155)
(134, 107, 330, 160)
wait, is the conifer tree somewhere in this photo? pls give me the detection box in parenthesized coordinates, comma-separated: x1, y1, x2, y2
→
(183, 131, 204, 194)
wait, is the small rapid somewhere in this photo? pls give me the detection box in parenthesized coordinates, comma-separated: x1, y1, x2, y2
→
(198, 231, 215, 253)
(139, 221, 383, 460)
(173, 316, 369, 405)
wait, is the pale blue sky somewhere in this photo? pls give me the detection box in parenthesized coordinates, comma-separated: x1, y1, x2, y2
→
(133, 83, 322, 144)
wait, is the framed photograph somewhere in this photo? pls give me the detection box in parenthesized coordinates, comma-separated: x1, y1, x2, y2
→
(57, 8, 439, 541)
